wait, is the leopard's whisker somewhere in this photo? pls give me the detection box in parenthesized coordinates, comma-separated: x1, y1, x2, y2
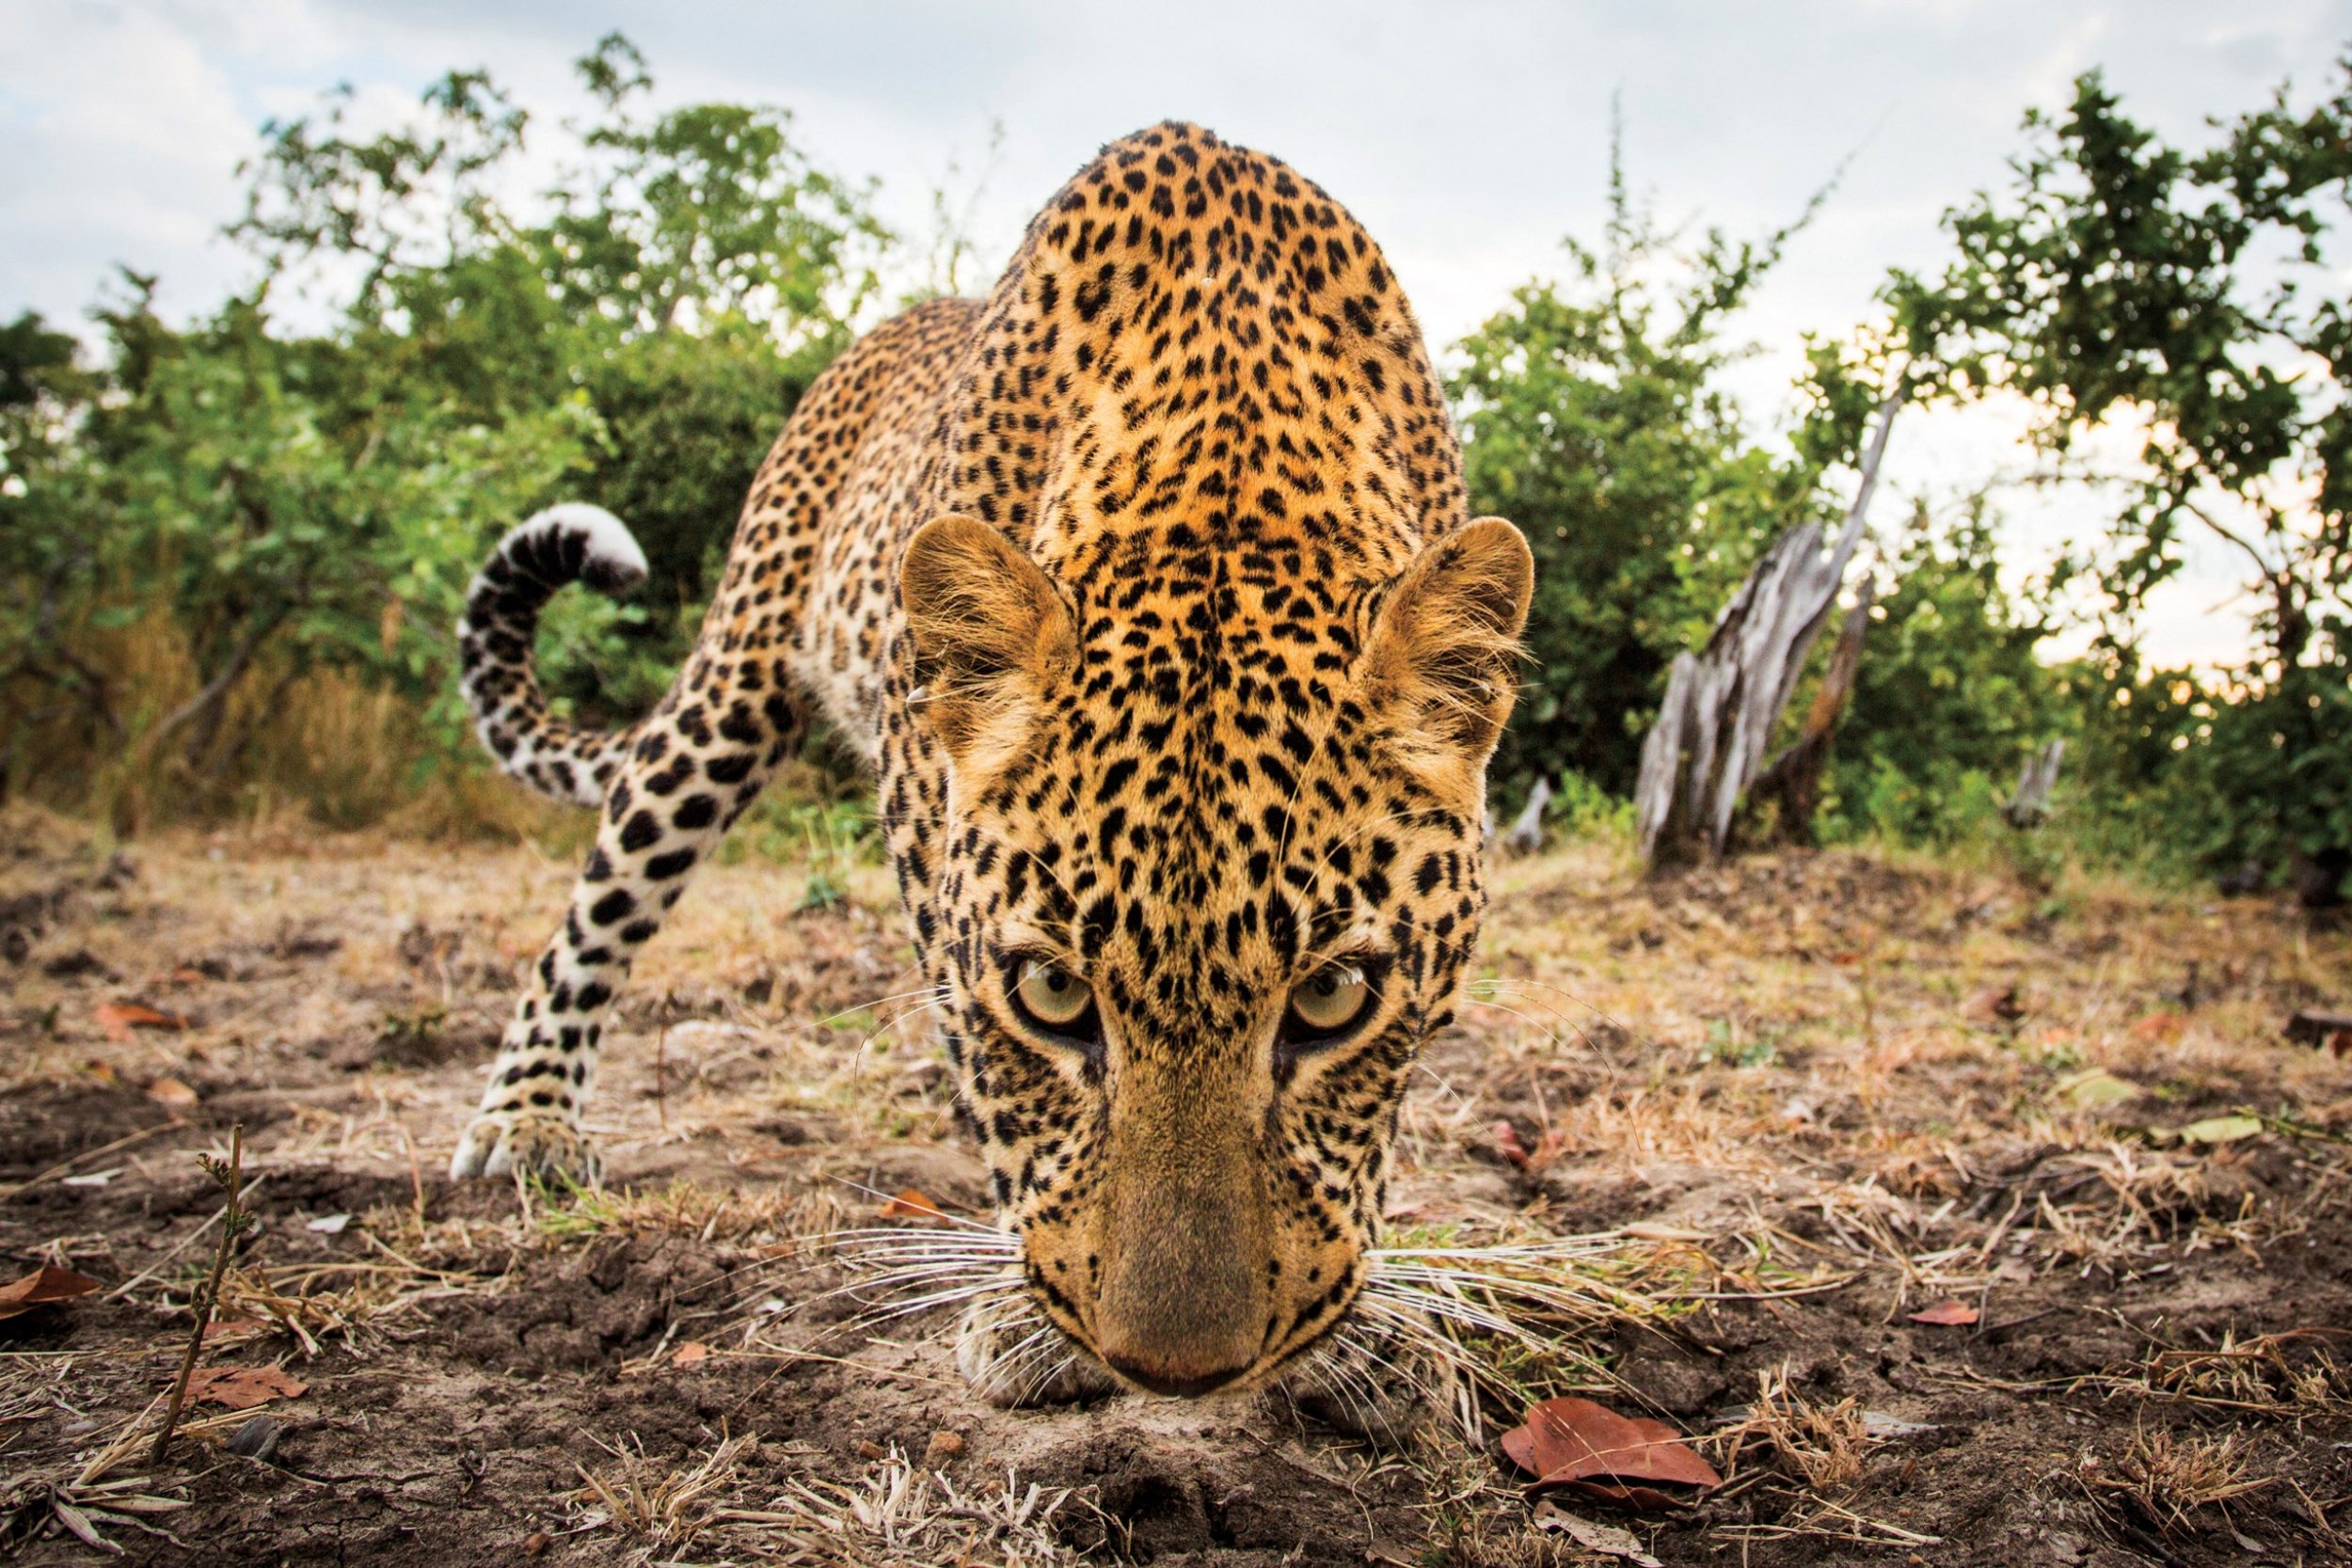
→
(1309, 1338, 1384, 1438)
(826, 1253, 1025, 1291)
(836, 1281, 1022, 1330)
(1461, 978, 1618, 1058)
(852, 997, 953, 1061)
(1332, 1322, 1453, 1413)
(1368, 1258, 1647, 1323)
(688, 1235, 1021, 1313)
(827, 1179, 1016, 1235)
(1348, 1297, 1524, 1416)
(1466, 974, 1648, 1044)
(1367, 1237, 1625, 1260)
(1358, 1282, 1529, 1345)
(821, 1263, 1018, 1300)
(822, 1238, 1023, 1262)
(817, 1225, 1021, 1250)
(811, 984, 951, 1026)
(1455, 992, 1605, 1062)
(986, 1321, 1066, 1402)
(1021, 1353, 1081, 1405)
(1008, 1334, 1078, 1405)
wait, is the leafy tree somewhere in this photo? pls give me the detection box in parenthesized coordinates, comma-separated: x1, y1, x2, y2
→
(231, 33, 885, 717)
(1452, 153, 1860, 800)
(0, 38, 888, 823)
(1892, 62, 2352, 900)
(1824, 498, 2062, 843)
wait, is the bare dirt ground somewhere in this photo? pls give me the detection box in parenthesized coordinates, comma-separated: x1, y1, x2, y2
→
(3, 803, 2349, 1567)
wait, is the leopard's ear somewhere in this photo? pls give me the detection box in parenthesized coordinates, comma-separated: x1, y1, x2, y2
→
(1360, 517, 1534, 788)
(900, 515, 1076, 760)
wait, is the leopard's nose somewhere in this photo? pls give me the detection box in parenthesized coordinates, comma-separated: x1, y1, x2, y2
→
(1104, 1354, 1251, 1398)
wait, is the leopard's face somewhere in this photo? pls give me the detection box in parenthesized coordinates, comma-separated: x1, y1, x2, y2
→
(902, 515, 1532, 1396)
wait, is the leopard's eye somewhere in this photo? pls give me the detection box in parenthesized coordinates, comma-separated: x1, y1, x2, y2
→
(1011, 958, 1094, 1032)
(1286, 961, 1372, 1037)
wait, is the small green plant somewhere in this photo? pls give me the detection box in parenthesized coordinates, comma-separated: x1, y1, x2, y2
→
(377, 1005, 445, 1050)
(2035, 1035, 2084, 1072)
(1702, 1017, 1778, 1069)
(524, 1168, 616, 1240)
(1549, 768, 1635, 845)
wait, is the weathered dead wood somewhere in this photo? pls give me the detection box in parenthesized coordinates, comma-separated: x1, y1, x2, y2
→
(1635, 395, 1899, 869)
(2002, 739, 2066, 830)
(1746, 576, 1877, 847)
(1500, 777, 1554, 858)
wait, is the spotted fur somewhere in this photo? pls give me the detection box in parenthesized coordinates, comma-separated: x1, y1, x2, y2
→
(450, 122, 1533, 1404)
(458, 503, 650, 808)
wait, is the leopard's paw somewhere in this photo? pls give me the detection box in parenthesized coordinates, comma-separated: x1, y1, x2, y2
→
(1273, 1318, 1460, 1446)
(955, 1291, 1119, 1407)
(449, 1109, 600, 1183)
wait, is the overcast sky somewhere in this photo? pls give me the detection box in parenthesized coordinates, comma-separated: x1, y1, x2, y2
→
(7, 0, 2348, 666)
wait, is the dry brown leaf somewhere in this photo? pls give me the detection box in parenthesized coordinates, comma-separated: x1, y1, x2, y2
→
(670, 1339, 710, 1368)
(0, 1263, 102, 1321)
(1908, 1299, 1979, 1326)
(96, 1002, 188, 1041)
(1531, 1500, 1663, 1566)
(878, 1188, 950, 1222)
(146, 1076, 199, 1108)
(185, 1365, 308, 1410)
(1501, 1397, 1721, 1507)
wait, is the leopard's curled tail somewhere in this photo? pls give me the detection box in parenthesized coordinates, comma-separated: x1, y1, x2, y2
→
(456, 503, 649, 809)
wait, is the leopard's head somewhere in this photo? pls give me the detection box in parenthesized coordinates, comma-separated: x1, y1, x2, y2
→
(899, 513, 1531, 1397)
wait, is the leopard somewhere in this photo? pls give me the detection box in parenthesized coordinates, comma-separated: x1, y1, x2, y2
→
(448, 120, 1533, 1428)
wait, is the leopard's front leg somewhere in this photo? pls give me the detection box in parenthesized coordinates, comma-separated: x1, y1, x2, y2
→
(451, 682, 805, 1180)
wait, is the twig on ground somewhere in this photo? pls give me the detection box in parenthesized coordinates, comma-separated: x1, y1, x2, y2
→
(151, 1126, 247, 1465)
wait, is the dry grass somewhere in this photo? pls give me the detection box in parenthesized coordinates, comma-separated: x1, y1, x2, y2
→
(4, 815, 2348, 1563)
(2079, 1422, 2276, 1537)
(526, 1172, 846, 1249)
(566, 1428, 760, 1554)
(712, 1447, 1094, 1567)
(210, 1252, 482, 1357)
(1713, 1366, 1876, 1493)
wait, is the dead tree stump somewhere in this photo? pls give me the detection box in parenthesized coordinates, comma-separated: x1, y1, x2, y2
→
(1635, 396, 1899, 870)
(2002, 739, 2066, 829)
(1746, 577, 1877, 847)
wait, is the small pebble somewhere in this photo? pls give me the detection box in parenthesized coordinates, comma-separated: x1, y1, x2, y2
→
(855, 1439, 887, 1460)
(923, 1430, 964, 1465)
